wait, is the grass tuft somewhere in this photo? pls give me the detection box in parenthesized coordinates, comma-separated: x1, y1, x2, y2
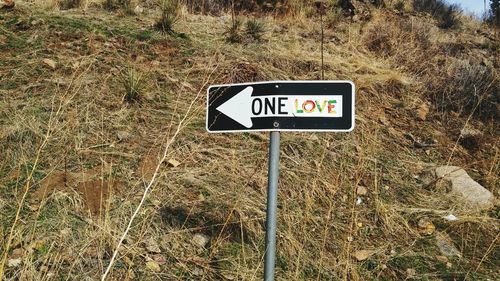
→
(122, 68, 144, 103)
(58, 0, 82, 10)
(245, 18, 265, 41)
(225, 17, 242, 43)
(155, 0, 180, 34)
(393, 0, 405, 11)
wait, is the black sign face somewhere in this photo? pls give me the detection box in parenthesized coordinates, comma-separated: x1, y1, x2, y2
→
(206, 81, 355, 132)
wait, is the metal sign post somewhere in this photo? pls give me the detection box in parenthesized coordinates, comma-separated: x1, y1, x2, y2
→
(206, 81, 355, 280)
(264, 131, 280, 281)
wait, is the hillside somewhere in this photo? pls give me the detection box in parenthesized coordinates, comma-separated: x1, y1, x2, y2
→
(0, 0, 498, 280)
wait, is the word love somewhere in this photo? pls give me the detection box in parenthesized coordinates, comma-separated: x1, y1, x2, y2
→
(294, 99, 337, 115)
(251, 95, 343, 118)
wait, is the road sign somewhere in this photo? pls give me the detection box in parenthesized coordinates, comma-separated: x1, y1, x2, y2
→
(205, 80, 355, 281)
(206, 81, 355, 133)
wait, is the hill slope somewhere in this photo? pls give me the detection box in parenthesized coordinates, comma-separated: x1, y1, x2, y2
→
(0, 1, 498, 280)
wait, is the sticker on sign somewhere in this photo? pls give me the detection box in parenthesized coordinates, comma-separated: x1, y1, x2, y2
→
(206, 81, 355, 132)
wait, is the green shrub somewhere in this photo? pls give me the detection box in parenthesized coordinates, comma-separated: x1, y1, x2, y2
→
(437, 4, 460, 29)
(103, 0, 115, 10)
(59, 0, 81, 10)
(155, 0, 180, 34)
(122, 68, 144, 103)
(487, 0, 500, 27)
(119, 0, 134, 14)
(225, 18, 242, 43)
(393, 0, 405, 11)
(245, 18, 265, 41)
(430, 59, 498, 120)
(325, 8, 343, 28)
(413, 0, 461, 29)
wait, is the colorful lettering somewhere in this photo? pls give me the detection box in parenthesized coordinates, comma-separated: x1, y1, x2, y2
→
(328, 100, 336, 114)
(315, 100, 327, 113)
(303, 100, 316, 113)
(295, 99, 303, 113)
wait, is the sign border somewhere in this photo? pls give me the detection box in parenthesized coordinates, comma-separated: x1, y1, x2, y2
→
(206, 80, 355, 133)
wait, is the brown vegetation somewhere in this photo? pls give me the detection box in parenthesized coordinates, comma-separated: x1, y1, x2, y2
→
(0, 0, 498, 280)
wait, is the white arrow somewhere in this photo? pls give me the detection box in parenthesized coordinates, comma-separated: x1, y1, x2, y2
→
(216, 86, 343, 128)
(216, 86, 255, 128)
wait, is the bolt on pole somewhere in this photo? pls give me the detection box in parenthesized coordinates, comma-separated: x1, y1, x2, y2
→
(264, 131, 280, 281)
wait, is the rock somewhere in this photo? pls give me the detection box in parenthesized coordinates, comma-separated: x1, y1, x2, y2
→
(143, 92, 156, 101)
(60, 227, 72, 236)
(417, 217, 435, 235)
(417, 103, 429, 121)
(151, 254, 167, 265)
(134, 5, 144, 14)
(29, 240, 46, 251)
(116, 130, 131, 141)
(192, 233, 210, 248)
(442, 214, 458, 221)
(356, 197, 362, 205)
(167, 158, 181, 167)
(136, 56, 147, 63)
(11, 248, 22, 259)
(192, 267, 203, 276)
(435, 166, 494, 209)
(309, 134, 319, 141)
(182, 173, 203, 187)
(436, 255, 448, 263)
(378, 116, 389, 126)
(42, 59, 56, 70)
(7, 258, 21, 267)
(460, 127, 482, 138)
(435, 232, 461, 258)
(145, 237, 161, 254)
(482, 58, 494, 68)
(354, 250, 373, 261)
(1, 0, 15, 9)
(406, 268, 416, 277)
(31, 19, 44, 26)
(145, 260, 161, 272)
(356, 186, 368, 196)
(459, 126, 482, 149)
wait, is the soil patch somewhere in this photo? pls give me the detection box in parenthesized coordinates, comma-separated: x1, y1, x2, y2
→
(32, 171, 125, 214)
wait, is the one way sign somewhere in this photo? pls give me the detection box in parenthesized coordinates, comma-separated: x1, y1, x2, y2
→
(206, 81, 355, 132)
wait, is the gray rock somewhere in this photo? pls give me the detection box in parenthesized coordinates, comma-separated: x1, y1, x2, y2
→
(435, 232, 461, 258)
(460, 127, 482, 138)
(134, 5, 144, 14)
(192, 233, 210, 248)
(435, 166, 494, 209)
(116, 130, 131, 141)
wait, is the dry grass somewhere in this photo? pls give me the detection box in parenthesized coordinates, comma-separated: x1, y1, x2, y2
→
(0, 1, 498, 280)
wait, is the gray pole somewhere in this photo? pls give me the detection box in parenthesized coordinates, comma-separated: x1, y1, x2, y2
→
(264, 131, 280, 281)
